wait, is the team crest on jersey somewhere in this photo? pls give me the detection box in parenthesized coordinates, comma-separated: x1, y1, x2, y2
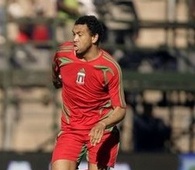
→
(76, 68, 86, 85)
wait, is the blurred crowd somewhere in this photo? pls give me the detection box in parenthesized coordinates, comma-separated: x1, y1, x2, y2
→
(0, 0, 141, 70)
(0, 0, 195, 72)
(0, 0, 139, 44)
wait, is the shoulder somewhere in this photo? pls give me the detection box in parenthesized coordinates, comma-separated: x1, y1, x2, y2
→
(101, 50, 122, 71)
(57, 41, 74, 53)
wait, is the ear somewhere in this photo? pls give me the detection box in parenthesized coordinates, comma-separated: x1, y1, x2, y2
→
(92, 34, 99, 44)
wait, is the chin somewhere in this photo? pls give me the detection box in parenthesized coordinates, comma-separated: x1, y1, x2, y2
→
(75, 51, 80, 55)
(77, 49, 84, 55)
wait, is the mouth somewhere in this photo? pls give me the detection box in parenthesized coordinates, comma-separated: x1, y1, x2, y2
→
(73, 44, 78, 51)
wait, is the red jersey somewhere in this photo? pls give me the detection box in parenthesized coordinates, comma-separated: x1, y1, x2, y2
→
(52, 42, 126, 130)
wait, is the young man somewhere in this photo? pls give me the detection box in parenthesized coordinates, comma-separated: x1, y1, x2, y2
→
(51, 15, 126, 170)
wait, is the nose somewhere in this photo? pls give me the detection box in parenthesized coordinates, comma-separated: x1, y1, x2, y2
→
(73, 35, 78, 42)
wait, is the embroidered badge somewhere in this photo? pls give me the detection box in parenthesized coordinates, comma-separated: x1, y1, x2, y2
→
(76, 68, 85, 85)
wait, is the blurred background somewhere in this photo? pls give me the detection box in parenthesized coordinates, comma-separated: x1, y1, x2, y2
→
(0, 0, 195, 170)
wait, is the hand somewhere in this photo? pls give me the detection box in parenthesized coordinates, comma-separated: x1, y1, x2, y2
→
(89, 122, 106, 146)
(53, 78, 62, 89)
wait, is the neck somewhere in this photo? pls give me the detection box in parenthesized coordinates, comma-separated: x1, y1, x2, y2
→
(78, 46, 101, 62)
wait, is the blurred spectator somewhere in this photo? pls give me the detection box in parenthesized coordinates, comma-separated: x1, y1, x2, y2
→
(133, 102, 172, 152)
(7, 0, 37, 42)
(94, 0, 140, 47)
(7, 0, 53, 69)
(32, 23, 50, 43)
(15, 23, 31, 44)
(77, 0, 99, 17)
(56, 0, 80, 42)
(57, 0, 79, 18)
(7, 0, 25, 19)
(116, 47, 178, 71)
(31, 10, 51, 47)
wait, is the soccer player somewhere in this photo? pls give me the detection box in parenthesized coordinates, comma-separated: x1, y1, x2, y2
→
(51, 15, 126, 170)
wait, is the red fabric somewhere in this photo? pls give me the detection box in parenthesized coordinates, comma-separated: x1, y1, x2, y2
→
(52, 41, 126, 131)
(52, 128, 119, 167)
(32, 25, 49, 41)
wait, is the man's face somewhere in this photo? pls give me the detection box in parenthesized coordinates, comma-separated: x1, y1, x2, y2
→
(72, 24, 94, 54)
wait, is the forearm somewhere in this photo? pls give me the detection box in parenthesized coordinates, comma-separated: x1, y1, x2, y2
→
(90, 106, 126, 146)
(100, 107, 126, 128)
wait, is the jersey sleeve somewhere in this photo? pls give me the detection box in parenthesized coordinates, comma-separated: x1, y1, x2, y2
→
(52, 41, 74, 89)
(107, 62, 126, 108)
(52, 50, 62, 89)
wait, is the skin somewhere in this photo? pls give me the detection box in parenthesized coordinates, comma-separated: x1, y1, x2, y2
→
(57, 0, 79, 16)
(73, 24, 100, 61)
(52, 24, 126, 170)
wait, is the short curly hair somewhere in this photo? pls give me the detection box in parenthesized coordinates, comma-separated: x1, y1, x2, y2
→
(74, 15, 104, 44)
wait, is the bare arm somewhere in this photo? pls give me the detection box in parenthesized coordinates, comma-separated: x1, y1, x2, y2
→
(100, 106, 126, 128)
(89, 106, 126, 146)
